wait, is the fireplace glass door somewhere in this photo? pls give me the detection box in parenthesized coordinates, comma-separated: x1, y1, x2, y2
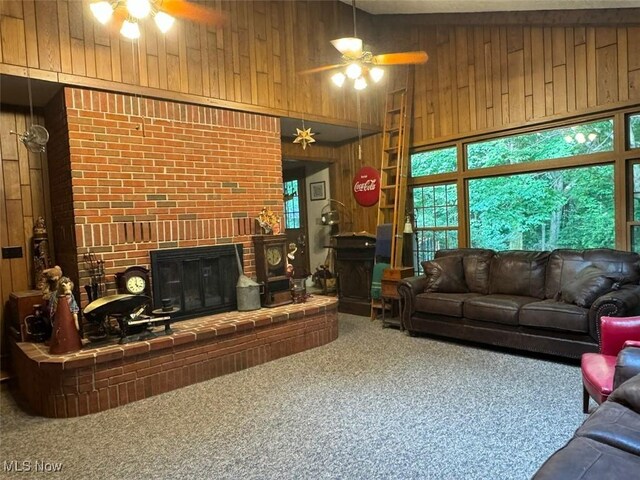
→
(151, 245, 242, 321)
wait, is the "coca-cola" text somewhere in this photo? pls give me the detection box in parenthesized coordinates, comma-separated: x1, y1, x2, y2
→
(353, 179, 377, 192)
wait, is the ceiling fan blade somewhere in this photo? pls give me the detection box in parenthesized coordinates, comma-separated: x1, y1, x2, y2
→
(160, 0, 228, 27)
(298, 64, 344, 75)
(372, 51, 429, 65)
(331, 37, 363, 58)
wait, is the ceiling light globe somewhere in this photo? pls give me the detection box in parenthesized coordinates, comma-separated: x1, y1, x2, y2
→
(370, 67, 384, 83)
(331, 72, 346, 87)
(345, 63, 362, 80)
(354, 77, 367, 90)
(564, 135, 573, 143)
(575, 132, 586, 144)
(127, 0, 151, 19)
(90, 1, 114, 24)
(154, 11, 175, 33)
(588, 132, 597, 142)
(121, 19, 141, 39)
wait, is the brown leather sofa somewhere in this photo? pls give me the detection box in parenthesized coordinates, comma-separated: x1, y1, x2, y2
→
(398, 248, 640, 359)
(533, 352, 640, 479)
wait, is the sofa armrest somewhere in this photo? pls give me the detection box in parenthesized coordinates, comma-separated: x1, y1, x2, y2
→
(398, 275, 429, 330)
(609, 371, 640, 413)
(589, 284, 640, 341)
(613, 347, 640, 390)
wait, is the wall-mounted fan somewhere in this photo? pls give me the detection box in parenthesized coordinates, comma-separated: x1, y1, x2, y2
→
(298, 1, 428, 90)
(8, 68, 50, 153)
(11, 125, 50, 153)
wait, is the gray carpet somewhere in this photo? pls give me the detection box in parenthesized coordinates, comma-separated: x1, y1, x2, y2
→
(0, 314, 585, 479)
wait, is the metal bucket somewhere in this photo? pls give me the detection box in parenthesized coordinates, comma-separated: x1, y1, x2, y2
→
(237, 275, 262, 311)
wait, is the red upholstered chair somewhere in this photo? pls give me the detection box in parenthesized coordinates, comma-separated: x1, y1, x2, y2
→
(581, 315, 640, 413)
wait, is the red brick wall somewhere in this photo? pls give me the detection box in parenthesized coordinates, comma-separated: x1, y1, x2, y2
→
(55, 87, 282, 302)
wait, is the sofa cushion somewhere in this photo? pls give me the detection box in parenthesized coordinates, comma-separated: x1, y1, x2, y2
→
(415, 292, 483, 317)
(560, 265, 615, 308)
(575, 400, 640, 456)
(489, 250, 550, 298)
(519, 299, 589, 333)
(422, 255, 469, 293)
(545, 249, 640, 300)
(435, 248, 494, 294)
(464, 294, 538, 326)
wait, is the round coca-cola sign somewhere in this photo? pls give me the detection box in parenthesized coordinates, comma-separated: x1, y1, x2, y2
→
(352, 166, 380, 207)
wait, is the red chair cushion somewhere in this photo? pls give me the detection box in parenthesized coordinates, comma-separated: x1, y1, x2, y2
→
(581, 353, 617, 404)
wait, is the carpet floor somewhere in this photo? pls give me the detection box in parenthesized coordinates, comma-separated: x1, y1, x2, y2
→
(0, 313, 586, 479)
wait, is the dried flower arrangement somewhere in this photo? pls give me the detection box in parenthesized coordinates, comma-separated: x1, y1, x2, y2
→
(257, 207, 281, 234)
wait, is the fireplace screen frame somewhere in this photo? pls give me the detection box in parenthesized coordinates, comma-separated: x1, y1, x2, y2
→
(150, 244, 243, 321)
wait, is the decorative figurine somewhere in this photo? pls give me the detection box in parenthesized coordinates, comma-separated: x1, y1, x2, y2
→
(32, 216, 51, 289)
(49, 291, 83, 355)
(39, 265, 63, 308)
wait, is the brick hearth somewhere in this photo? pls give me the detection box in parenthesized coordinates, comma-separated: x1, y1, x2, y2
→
(10, 297, 338, 418)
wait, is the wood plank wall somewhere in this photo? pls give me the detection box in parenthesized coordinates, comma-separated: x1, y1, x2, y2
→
(0, 107, 51, 349)
(0, 0, 381, 128)
(384, 14, 640, 144)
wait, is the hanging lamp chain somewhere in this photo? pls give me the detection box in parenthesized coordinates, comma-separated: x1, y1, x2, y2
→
(352, 0, 357, 38)
(26, 67, 34, 128)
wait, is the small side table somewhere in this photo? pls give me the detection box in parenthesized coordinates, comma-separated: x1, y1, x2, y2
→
(380, 267, 413, 330)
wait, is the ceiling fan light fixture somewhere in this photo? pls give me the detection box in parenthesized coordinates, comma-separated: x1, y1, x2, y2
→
(331, 72, 346, 87)
(370, 67, 384, 83)
(154, 11, 175, 33)
(90, 1, 114, 24)
(331, 37, 363, 57)
(127, 0, 152, 19)
(121, 19, 141, 39)
(354, 77, 367, 90)
(345, 63, 362, 80)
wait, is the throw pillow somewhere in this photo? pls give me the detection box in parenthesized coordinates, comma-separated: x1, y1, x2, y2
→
(421, 255, 469, 293)
(560, 265, 615, 308)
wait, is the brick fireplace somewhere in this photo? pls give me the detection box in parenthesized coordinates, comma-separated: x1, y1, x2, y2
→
(8, 88, 342, 418)
(44, 87, 283, 306)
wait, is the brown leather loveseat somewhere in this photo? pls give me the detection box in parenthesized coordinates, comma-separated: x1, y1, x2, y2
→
(398, 248, 640, 359)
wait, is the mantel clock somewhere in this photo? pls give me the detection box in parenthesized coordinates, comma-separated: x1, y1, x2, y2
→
(252, 234, 292, 307)
(116, 266, 152, 298)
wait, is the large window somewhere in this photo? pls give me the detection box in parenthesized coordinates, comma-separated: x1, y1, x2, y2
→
(413, 183, 458, 262)
(409, 109, 639, 268)
(468, 166, 614, 250)
(467, 119, 613, 169)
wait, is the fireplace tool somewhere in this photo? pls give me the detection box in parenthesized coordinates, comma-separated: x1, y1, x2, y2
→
(83, 251, 106, 302)
(234, 244, 262, 311)
(83, 294, 174, 344)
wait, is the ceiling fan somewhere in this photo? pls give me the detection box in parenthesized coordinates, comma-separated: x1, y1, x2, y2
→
(298, 1, 428, 90)
(90, 0, 226, 39)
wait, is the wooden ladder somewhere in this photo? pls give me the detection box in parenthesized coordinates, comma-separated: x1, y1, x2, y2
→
(377, 67, 414, 268)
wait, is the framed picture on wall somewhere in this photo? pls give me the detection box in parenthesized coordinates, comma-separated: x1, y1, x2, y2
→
(309, 181, 326, 201)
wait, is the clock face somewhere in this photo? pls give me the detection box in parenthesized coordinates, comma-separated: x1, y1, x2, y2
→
(126, 275, 146, 294)
(266, 247, 283, 268)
